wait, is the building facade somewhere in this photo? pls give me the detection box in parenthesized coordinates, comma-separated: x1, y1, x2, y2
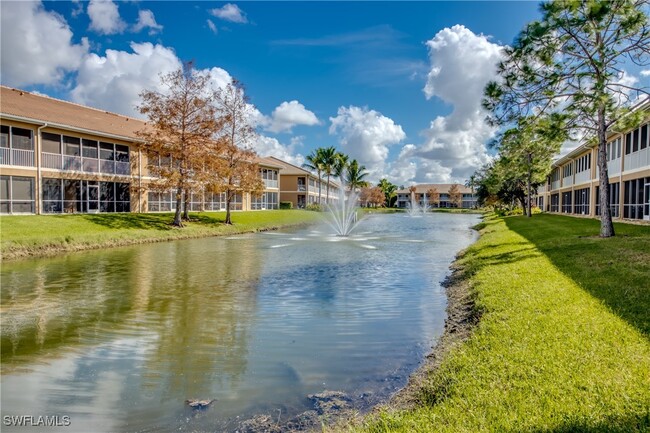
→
(0, 86, 285, 214)
(535, 100, 649, 221)
(395, 184, 478, 209)
(264, 156, 340, 208)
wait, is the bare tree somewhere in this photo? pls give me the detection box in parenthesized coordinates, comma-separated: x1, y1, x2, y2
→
(212, 79, 263, 224)
(427, 187, 440, 208)
(448, 184, 462, 208)
(137, 64, 219, 227)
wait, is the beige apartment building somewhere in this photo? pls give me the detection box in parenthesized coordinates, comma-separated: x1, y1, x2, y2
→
(0, 86, 282, 214)
(396, 184, 478, 209)
(535, 99, 650, 221)
(264, 156, 340, 208)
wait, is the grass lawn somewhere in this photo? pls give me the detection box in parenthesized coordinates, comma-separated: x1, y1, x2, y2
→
(0, 210, 322, 260)
(350, 214, 650, 433)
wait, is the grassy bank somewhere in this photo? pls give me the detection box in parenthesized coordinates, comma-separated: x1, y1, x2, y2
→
(351, 214, 650, 433)
(1, 210, 322, 260)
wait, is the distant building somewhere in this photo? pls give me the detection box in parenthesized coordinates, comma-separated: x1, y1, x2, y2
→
(395, 184, 478, 209)
(534, 99, 649, 221)
(264, 156, 340, 209)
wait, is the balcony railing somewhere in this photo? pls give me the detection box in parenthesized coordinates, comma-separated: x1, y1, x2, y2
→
(0, 148, 35, 167)
(263, 179, 278, 189)
(574, 170, 591, 185)
(562, 176, 573, 187)
(297, 185, 306, 192)
(624, 147, 649, 172)
(41, 152, 130, 175)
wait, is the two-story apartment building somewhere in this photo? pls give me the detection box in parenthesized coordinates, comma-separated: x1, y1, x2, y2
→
(264, 156, 340, 208)
(395, 184, 478, 209)
(0, 86, 283, 214)
(536, 99, 649, 221)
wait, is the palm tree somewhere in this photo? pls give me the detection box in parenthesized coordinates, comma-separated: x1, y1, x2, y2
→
(333, 152, 349, 178)
(378, 178, 397, 207)
(303, 149, 325, 204)
(319, 146, 338, 204)
(465, 175, 478, 208)
(345, 159, 369, 191)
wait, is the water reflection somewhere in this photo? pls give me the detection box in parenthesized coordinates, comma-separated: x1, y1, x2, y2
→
(1, 213, 480, 432)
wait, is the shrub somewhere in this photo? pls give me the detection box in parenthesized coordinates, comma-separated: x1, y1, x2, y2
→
(305, 203, 323, 212)
(279, 201, 293, 210)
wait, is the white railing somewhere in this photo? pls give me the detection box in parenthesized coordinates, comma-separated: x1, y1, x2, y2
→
(608, 158, 621, 176)
(298, 185, 306, 192)
(562, 176, 573, 187)
(42, 153, 130, 175)
(551, 180, 561, 190)
(574, 170, 591, 185)
(0, 148, 35, 167)
(623, 147, 649, 172)
(264, 179, 278, 189)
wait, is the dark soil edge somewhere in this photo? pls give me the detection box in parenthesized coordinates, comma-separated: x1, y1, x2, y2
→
(384, 254, 481, 411)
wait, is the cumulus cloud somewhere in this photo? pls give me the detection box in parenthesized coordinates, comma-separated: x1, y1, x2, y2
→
(0, 1, 89, 87)
(265, 100, 320, 133)
(253, 135, 305, 166)
(71, 42, 182, 117)
(132, 10, 163, 35)
(329, 106, 406, 180)
(406, 25, 503, 183)
(641, 70, 650, 77)
(207, 19, 218, 34)
(88, 0, 126, 35)
(209, 3, 247, 23)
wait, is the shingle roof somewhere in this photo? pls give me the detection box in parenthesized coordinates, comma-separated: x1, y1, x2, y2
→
(0, 86, 148, 141)
(265, 156, 312, 176)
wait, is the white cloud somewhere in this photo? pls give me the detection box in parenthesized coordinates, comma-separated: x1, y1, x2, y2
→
(207, 19, 218, 34)
(329, 106, 406, 181)
(405, 25, 503, 183)
(88, 0, 126, 35)
(640, 70, 650, 77)
(253, 135, 305, 166)
(0, 1, 89, 87)
(265, 100, 320, 133)
(132, 10, 163, 35)
(209, 4, 247, 24)
(71, 42, 182, 117)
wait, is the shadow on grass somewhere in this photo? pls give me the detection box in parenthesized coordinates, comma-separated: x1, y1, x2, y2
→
(505, 214, 650, 339)
(81, 213, 177, 230)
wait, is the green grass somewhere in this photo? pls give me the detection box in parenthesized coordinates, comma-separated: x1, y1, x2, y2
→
(350, 214, 650, 433)
(0, 210, 322, 260)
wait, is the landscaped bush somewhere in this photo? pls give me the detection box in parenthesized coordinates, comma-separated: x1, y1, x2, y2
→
(279, 201, 293, 209)
(305, 203, 323, 212)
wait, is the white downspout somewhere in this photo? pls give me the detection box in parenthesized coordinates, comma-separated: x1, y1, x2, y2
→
(36, 122, 48, 215)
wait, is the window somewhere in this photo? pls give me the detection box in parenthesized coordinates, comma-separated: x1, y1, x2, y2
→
(623, 177, 649, 220)
(115, 144, 129, 162)
(0, 125, 8, 148)
(641, 124, 648, 150)
(633, 128, 640, 153)
(64, 136, 80, 156)
(82, 139, 98, 158)
(42, 178, 63, 213)
(561, 191, 572, 213)
(625, 132, 632, 155)
(42, 132, 61, 154)
(100, 142, 114, 160)
(573, 188, 590, 215)
(550, 193, 560, 212)
(11, 128, 33, 150)
(0, 175, 35, 213)
(595, 183, 620, 218)
(148, 190, 176, 212)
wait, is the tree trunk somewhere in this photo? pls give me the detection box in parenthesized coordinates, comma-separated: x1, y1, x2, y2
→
(225, 190, 232, 225)
(326, 174, 330, 204)
(527, 153, 532, 218)
(173, 186, 183, 227)
(597, 105, 615, 237)
(183, 187, 190, 220)
(317, 170, 322, 205)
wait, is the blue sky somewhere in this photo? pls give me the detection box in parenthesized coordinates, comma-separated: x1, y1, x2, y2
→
(2, 1, 646, 185)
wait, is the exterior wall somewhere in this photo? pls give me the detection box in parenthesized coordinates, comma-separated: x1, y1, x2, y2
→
(539, 117, 649, 221)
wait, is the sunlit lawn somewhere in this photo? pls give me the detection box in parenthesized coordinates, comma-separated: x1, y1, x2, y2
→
(1, 210, 322, 260)
(349, 214, 650, 433)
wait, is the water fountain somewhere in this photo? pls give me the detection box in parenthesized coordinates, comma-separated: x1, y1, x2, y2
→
(324, 178, 362, 236)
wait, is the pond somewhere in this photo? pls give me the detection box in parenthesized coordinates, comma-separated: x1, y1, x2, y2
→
(1, 212, 479, 432)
